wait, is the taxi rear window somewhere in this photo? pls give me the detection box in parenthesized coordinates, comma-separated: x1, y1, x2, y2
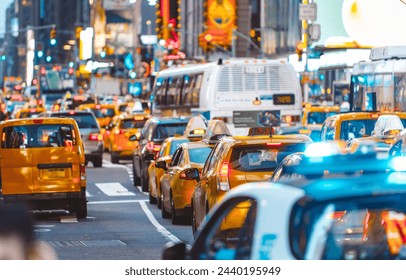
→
(152, 124, 187, 141)
(229, 143, 308, 172)
(2, 124, 77, 148)
(120, 119, 146, 129)
(169, 139, 189, 155)
(189, 147, 212, 164)
(91, 108, 116, 118)
(307, 112, 338, 125)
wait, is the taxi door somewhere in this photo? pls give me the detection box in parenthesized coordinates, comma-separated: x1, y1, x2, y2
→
(0, 125, 34, 195)
(31, 123, 82, 193)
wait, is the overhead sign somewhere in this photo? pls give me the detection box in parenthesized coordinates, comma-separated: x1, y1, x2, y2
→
(299, 3, 317, 21)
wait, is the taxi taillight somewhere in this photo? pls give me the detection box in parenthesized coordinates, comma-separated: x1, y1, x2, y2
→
(266, 142, 282, 147)
(146, 142, 161, 152)
(80, 163, 86, 181)
(114, 129, 125, 135)
(88, 133, 103, 141)
(217, 162, 230, 191)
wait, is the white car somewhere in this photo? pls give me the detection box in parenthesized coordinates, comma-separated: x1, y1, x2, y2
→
(163, 148, 406, 260)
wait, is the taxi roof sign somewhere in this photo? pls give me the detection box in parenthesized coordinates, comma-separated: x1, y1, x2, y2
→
(248, 126, 273, 136)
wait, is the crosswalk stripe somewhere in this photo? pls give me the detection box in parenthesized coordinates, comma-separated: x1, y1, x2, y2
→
(95, 182, 136, 196)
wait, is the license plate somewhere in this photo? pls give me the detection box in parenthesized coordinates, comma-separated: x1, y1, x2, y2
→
(44, 169, 66, 179)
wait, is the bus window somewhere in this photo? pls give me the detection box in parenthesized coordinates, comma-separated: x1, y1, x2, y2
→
(155, 78, 168, 106)
(184, 74, 202, 106)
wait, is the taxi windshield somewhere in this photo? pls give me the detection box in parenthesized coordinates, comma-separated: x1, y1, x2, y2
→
(229, 143, 308, 172)
(307, 112, 338, 125)
(1, 124, 77, 148)
(291, 193, 406, 260)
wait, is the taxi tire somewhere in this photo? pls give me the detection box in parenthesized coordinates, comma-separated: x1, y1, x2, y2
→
(161, 195, 170, 219)
(170, 194, 181, 225)
(111, 153, 119, 164)
(141, 170, 149, 192)
(149, 191, 157, 204)
(191, 209, 197, 236)
(157, 188, 163, 209)
(75, 198, 87, 219)
(133, 165, 141, 187)
(93, 157, 102, 168)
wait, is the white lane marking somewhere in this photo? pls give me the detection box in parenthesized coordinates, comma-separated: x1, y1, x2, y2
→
(88, 199, 147, 205)
(95, 182, 135, 196)
(61, 216, 78, 223)
(136, 186, 148, 195)
(139, 200, 181, 243)
(35, 225, 56, 228)
(86, 191, 93, 197)
(102, 161, 129, 169)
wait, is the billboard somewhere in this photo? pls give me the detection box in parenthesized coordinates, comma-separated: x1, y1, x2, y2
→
(205, 0, 237, 47)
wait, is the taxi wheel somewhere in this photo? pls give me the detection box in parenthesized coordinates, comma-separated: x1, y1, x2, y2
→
(141, 170, 149, 192)
(161, 194, 170, 219)
(149, 191, 157, 204)
(157, 188, 163, 209)
(170, 193, 181, 225)
(93, 157, 102, 168)
(191, 204, 197, 236)
(133, 164, 141, 187)
(111, 152, 119, 164)
(75, 198, 87, 219)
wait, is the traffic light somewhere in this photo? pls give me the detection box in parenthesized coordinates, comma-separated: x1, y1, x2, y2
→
(296, 41, 304, 61)
(50, 27, 57, 45)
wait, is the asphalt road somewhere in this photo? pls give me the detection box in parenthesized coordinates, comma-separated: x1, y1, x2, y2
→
(34, 155, 193, 260)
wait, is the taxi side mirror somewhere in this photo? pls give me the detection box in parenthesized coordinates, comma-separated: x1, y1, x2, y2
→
(155, 160, 167, 171)
(144, 153, 155, 162)
(129, 132, 141, 141)
(184, 168, 200, 182)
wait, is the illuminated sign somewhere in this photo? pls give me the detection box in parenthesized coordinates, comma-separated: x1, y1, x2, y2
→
(273, 94, 295, 105)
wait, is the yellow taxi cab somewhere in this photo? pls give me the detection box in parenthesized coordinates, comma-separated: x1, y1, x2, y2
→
(147, 136, 191, 206)
(0, 117, 87, 219)
(147, 116, 208, 207)
(347, 114, 404, 153)
(302, 103, 340, 128)
(320, 111, 406, 142)
(189, 127, 312, 233)
(109, 113, 149, 163)
(14, 107, 46, 119)
(77, 103, 119, 128)
(158, 142, 213, 224)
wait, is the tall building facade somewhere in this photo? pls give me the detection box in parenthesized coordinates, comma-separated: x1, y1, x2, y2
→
(169, 0, 301, 61)
(5, 0, 90, 83)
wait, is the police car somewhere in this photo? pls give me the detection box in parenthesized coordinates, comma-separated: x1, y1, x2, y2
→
(163, 143, 406, 260)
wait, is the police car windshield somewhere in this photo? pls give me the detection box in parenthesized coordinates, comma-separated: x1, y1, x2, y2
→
(291, 194, 406, 260)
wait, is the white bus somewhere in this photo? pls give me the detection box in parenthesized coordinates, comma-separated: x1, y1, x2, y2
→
(151, 58, 302, 135)
(350, 46, 406, 112)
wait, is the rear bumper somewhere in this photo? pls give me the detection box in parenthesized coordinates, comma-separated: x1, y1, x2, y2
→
(2, 187, 86, 211)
